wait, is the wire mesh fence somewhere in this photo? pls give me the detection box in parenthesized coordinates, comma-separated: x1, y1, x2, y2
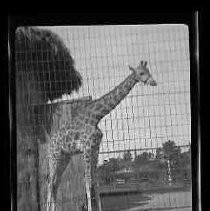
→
(45, 25, 191, 161)
(16, 24, 191, 211)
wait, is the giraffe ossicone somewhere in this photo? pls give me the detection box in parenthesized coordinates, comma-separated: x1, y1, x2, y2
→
(45, 60, 157, 211)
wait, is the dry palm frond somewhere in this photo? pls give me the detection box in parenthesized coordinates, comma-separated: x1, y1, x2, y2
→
(15, 26, 83, 136)
(15, 26, 82, 103)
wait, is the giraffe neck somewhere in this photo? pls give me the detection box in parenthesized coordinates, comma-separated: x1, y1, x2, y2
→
(86, 72, 139, 122)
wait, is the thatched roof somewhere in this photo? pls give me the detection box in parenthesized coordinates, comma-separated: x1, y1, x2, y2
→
(15, 26, 82, 102)
(15, 26, 83, 135)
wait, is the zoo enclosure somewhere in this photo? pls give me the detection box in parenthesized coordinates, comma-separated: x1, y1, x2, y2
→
(16, 24, 191, 211)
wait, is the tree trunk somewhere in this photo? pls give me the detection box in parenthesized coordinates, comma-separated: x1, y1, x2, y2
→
(17, 128, 39, 211)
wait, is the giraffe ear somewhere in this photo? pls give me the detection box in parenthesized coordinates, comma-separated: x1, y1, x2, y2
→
(140, 61, 147, 67)
(129, 65, 135, 72)
(144, 61, 148, 67)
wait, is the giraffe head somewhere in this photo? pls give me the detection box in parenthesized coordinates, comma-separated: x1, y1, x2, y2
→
(129, 61, 157, 86)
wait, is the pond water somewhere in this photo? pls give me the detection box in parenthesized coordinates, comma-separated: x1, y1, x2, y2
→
(124, 190, 192, 211)
(101, 189, 192, 211)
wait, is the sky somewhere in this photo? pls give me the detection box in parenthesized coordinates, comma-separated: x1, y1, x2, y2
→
(39, 25, 191, 165)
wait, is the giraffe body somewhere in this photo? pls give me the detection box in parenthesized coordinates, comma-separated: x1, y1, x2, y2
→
(46, 101, 103, 211)
(45, 61, 157, 211)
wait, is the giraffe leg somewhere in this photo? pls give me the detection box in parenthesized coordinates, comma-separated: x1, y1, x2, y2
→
(46, 163, 57, 211)
(82, 128, 103, 211)
(46, 185, 51, 211)
(46, 147, 71, 211)
(46, 154, 56, 211)
(91, 144, 102, 211)
(85, 177, 92, 211)
(47, 183, 56, 211)
(92, 129, 103, 211)
(84, 148, 92, 211)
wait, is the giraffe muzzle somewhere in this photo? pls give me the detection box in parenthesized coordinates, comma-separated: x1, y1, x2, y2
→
(145, 77, 157, 86)
(149, 79, 157, 86)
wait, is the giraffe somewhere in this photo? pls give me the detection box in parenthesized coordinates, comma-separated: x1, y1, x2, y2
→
(45, 60, 157, 211)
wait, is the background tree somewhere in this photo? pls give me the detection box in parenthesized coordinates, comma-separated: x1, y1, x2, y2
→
(123, 150, 132, 161)
(134, 152, 150, 165)
(162, 140, 181, 162)
(176, 146, 191, 180)
(97, 158, 120, 185)
(156, 147, 164, 159)
(161, 140, 183, 182)
(108, 158, 121, 172)
(120, 150, 133, 170)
